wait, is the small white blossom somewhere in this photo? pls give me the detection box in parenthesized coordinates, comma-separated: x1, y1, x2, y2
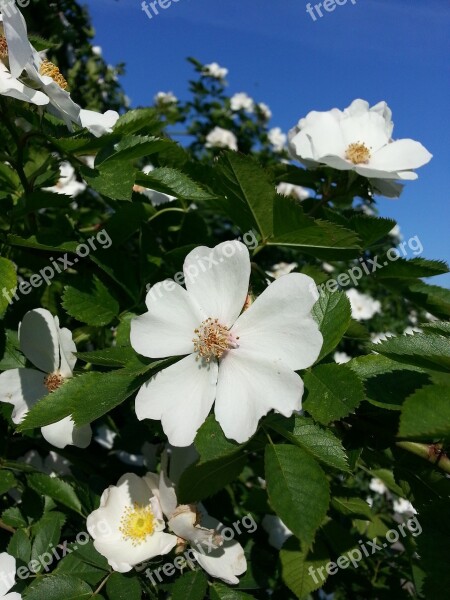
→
(334, 351, 351, 364)
(262, 515, 293, 550)
(203, 62, 228, 79)
(276, 182, 309, 201)
(258, 102, 272, 120)
(268, 127, 287, 152)
(43, 162, 86, 197)
(154, 91, 177, 105)
(369, 478, 387, 495)
(393, 498, 417, 515)
(346, 288, 381, 321)
(266, 262, 298, 279)
(230, 92, 254, 113)
(205, 127, 238, 151)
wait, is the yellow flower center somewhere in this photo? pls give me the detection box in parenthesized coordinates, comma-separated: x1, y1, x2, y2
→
(193, 318, 237, 361)
(44, 373, 65, 392)
(0, 36, 8, 60)
(345, 142, 371, 165)
(119, 503, 155, 545)
(39, 59, 69, 90)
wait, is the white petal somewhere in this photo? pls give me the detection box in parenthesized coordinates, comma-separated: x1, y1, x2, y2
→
(2, 5, 33, 78)
(130, 281, 203, 359)
(169, 507, 221, 549)
(79, 109, 119, 137)
(319, 155, 354, 171)
(232, 273, 323, 371)
(0, 368, 46, 424)
(41, 416, 92, 449)
(135, 354, 218, 447)
(56, 319, 77, 378)
(184, 241, 250, 327)
(193, 516, 247, 585)
(262, 515, 293, 549)
(292, 111, 345, 161)
(370, 139, 432, 172)
(340, 110, 390, 154)
(19, 309, 60, 374)
(3, 593, 22, 600)
(0, 64, 49, 105)
(215, 350, 304, 443)
(0, 552, 16, 596)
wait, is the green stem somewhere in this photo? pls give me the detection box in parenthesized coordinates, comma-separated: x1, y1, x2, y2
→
(396, 441, 450, 474)
(147, 207, 187, 222)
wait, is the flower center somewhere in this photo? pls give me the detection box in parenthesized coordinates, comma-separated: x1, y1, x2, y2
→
(193, 318, 237, 361)
(345, 142, 371, 165)
(0, 36, 8, 60)
(39, 59, 69, 90)
(119, 503, 155, 545)
(44, 373, 65, 392)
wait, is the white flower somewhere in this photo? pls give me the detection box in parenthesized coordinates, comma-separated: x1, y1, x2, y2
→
(334, 351, 351, 364)
(393, 498, 416, 515)
(133, 164, 175, 206)
(0, 309, 92, 449)
(92, 46, 102, 56)
(86, 473, 177, 572)
(266, 262, 297, 279)
(268, 127, 287, 152)
(157, 448, 247, 584)
(258, 102, 272, 121)
(202, 62, 228, 80)
(276, 182, 309, 201)
(346, 288, 381, 321)
(0, 552, 21, 600)
(389, 224, 401, 238)
(369, 478, 387, 495)
(289, 99, 432, 181)
(205, 127, 238, 151)
(230, 92, 254, 113)
(79, 109, 119, 137)
(130, 241, 323, 446)
(322, 262, 335, 273)
(154, 91, 177, 105)
(262, 515, 292, 550)
(43, 162, 86, 197)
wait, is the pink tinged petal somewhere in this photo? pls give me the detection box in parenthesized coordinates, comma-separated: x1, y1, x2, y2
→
(215, 350, 304, 444)
(0, 368, 46, 424)
(184, 241, 251, 328)
(19, 309, 60, 374)
(369, 139, 432, 172)
(135, 354, 218, 447)
(232, 273, 323, 371)
(130, 281, 203, 359)
(41, 417, 92, 449)
(2, 5, 33, 78)
(0, 552, 16, 595)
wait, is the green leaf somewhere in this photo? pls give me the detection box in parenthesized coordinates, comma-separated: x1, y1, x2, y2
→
(23, 575, 92, 599)
(8, 529, 32, 563)
(375, 257, 448, 279)
(280, 536, 330, 599)
(55, 554, 106, 586)
(63, 275, 119, 326)
(369, 332, 450, 372)
(31, 512, 66, 572)
(177, 452, 247, 503)
(172, 570, 208, 600)
(2, 506, 27, 528)
(136, 167, 215, 201)
(81, 161, 136, 201)
(27, 474, 83, 515)
(98, 135, 173, 164)
(0, 329, 26, 370)
(270, 195, 361, 250)
(76, 347, 136, 368)
(194, 415, 245, 463)
(399, 384, 450, 441)
(210, 584, 256, 600)
(348, 215, 397, 246)
(331, 497, 373, 520)
(311, 291, 352, 360)
(112, 108, 162, 136)
(214, 151, 275, 239)
(268, 415, 349, 472)
(0, 257, 17, 317)
(265, 444, 329, 548)
(0, 469, 16, 494)
(303, 364, 365, 425)
(105, 572, 142, 600)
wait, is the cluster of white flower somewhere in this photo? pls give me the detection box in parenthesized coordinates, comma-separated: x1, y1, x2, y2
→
(230, 92, 254, 113)
(346, 288, 381, 321)
(0, 8, 118, 136)
(202, 62, 228, 80)
(154, 91, 178, 105)
(205, 126, 238, 151)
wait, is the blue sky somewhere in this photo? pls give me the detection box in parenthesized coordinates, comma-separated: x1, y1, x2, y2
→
(84, 0, 449, 286)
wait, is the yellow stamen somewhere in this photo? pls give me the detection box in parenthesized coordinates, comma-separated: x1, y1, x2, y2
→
(39, 59, 69, 90)
(44, 373, 65, 392)
(0, 36, 8, 60)
(119, 502, 155, 546)
(345, 142, 371, 165)
(193, 318, 237, 362)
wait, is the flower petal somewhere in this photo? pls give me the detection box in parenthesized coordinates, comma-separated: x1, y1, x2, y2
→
(340, 110, 390, 154)
(130, 281, 203, 359)
(79, 109, 119, 137)
(2, 5, 33, 77)
(56, 317, 77, 377)
(370, 139, 432, 172)
(291, 111, 345, 161)
(0, 63, 49, 105)
(0, 368, 46, 424)
(215, 350, 304, 443)
(19, 309, 60, 374)
(184, 241, 250, 327)
(0, 552, 16, 595)
(232, 273, 323, 371)
(135, 354, 218, 447)
(41, 417, 92, 449)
